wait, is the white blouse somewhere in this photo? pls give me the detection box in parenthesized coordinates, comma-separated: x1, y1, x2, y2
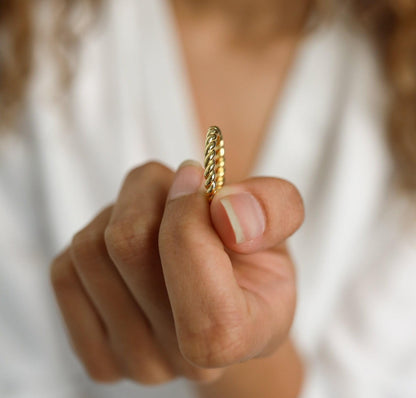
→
(1, 0, 415, 397)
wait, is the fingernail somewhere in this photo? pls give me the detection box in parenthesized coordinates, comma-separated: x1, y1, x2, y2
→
(219, 192, 265, 244)
(168, 160, 203, 200)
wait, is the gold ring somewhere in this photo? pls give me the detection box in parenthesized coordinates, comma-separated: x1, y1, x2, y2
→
(204, 126, 225, 203)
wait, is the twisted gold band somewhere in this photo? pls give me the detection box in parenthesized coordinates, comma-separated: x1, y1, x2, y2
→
(204, 126, 225, 203)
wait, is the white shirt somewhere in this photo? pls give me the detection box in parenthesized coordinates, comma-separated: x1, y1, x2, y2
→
(1, 1, 416, 397)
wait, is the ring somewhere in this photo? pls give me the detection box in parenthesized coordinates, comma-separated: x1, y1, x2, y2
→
(204, 126, 225, 203)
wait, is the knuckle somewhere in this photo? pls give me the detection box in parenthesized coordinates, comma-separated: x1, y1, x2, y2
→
(81, 345, 122, 383)
(179, 318, 247, 368)
(104, 214, 157, 264)
(50, 252, 74, 291)
(143, 161, 171, 177)
(104, 218, 135, 257)
(70, 227, 104, 265)
(124, 162, 170, 185)
(123, 166, 143, 185)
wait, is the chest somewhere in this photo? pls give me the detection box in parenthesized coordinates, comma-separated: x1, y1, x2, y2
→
(173, 13, 298, 182)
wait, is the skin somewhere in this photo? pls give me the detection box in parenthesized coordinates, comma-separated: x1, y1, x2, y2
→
(171, 0, 303, 182)
(51, 163, 304, 393)
(51, 0, 306, 396)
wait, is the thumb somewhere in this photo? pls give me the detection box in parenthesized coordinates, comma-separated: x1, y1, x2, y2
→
(210, 176, 305, 254)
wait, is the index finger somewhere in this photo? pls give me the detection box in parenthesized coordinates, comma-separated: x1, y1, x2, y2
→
(158, 161, 250, 367)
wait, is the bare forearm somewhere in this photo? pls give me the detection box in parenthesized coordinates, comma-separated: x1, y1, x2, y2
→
(190, 339, 304, 398)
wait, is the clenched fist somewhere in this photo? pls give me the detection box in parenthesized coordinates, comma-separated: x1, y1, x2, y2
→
(50, 160, 304, 385)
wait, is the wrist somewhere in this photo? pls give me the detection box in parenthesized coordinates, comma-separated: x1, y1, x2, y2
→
(190, 338, 304, 398)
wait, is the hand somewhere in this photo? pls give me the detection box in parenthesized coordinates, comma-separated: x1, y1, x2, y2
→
(50, 160, 304, 385)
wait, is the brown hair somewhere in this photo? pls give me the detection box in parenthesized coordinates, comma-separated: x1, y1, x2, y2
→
(0, 0, 415, 189)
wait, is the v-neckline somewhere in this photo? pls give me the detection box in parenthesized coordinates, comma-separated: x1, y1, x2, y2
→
(145, 0, 349, 195)
(158, 0, 306, 176)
